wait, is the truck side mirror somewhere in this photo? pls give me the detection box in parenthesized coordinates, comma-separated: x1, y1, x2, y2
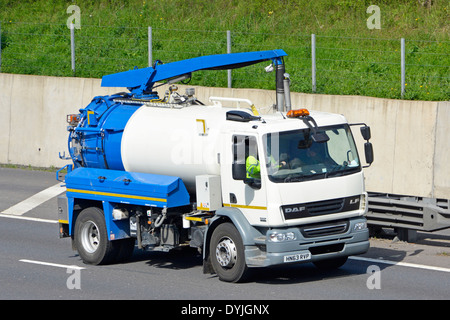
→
(312, 131, 329, 143)
(364, 142, 374, 166)
(232, 163, 246, 180)
(360, 126, 371, 140)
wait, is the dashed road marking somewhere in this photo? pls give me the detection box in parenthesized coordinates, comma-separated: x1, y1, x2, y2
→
(350, 256, 450, 273)
(19, 259, 85, 270)
(0, 213, 57, 223)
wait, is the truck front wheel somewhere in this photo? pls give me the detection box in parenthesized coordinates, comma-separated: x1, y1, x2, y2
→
(74, 207, 118, 265)
(210, 222, 249, 283)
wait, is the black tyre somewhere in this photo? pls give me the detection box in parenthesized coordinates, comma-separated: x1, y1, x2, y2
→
(74, 207, 119, 265)
(313, 256, 348, 270)
(210, 223, 249, 283)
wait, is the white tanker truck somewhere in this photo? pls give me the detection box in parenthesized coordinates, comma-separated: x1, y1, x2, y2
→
(57, 50, 374, 282)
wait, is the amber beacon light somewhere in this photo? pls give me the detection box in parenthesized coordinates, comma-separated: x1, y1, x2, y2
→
(286, 108, 310, 118)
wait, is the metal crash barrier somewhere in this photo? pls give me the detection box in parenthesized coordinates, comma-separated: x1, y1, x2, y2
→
(366, 192, 450, 242)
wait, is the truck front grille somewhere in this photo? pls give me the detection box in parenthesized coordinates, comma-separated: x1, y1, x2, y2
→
(282, 195, 360, 220)
(307, 198, 345, 215)
(300, 220, 349, 238)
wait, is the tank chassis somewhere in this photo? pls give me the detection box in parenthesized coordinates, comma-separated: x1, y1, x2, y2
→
(58, 50, 373, 282)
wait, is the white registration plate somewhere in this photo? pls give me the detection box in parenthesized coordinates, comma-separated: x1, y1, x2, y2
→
(283, 252, 311, 263)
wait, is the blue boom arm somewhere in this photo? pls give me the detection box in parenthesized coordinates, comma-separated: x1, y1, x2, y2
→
(101, 49, 287, 97)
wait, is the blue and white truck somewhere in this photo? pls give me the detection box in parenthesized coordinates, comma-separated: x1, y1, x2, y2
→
(57, 49, 373, 282)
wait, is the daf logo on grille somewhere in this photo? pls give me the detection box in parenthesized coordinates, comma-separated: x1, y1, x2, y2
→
(284, 206, 306, 213)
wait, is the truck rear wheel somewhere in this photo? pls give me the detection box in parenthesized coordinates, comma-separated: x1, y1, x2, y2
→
(74, 207, 119, 265)
(210, 222, 249, 283)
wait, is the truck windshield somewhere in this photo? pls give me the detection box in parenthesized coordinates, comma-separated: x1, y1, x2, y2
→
(263, 124, 361, 183)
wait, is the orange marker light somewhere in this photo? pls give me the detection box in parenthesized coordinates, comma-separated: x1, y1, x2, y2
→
(67, 114, 80, 126)
(287, 108, 310, 118)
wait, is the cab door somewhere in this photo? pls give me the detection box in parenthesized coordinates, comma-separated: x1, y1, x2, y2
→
(220, 134, 268, 226)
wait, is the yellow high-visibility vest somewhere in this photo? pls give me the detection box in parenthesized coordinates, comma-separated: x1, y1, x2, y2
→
(246, 156, 260, 179)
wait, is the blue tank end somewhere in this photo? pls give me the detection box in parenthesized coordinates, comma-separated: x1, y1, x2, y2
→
(68, 93, 150, 170)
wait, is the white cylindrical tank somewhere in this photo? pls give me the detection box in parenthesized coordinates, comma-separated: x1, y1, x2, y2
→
(121, 105, 229, 191)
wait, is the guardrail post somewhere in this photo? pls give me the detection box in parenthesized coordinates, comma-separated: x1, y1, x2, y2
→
(70, 23, 76, 75)
(401, 38, 405, 98)
(227, 30, 232, 88)
(148, 26, 152, 67)
(0, 22, 2, 73)
(311, 33, 316, 93)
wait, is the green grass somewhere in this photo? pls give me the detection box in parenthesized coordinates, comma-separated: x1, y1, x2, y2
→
(0, 0, 448, 101)
(0, 163, 59, 172)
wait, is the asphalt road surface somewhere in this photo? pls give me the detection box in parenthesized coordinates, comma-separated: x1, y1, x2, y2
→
(0, 166, 449, 305)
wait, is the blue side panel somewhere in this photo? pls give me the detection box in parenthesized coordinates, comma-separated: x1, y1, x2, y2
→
(102, 201, 131, 240)
(65, 167, 190, 209)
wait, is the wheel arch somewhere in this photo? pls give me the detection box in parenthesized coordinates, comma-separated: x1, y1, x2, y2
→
(69, 197, 103, 238)
(203, 207, 263, 271)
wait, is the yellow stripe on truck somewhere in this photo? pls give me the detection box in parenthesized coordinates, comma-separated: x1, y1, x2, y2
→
(66, 188, 167, 203)
(223, 203, 267, 210)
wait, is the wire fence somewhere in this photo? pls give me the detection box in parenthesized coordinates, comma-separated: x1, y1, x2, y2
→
(0, 21, 448, 101)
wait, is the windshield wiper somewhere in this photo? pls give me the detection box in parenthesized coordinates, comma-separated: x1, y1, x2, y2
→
(284, 176, 304, 182)
(283, 172, 326, 182)
(273, 165, 359, 183)
(325, 164, 360, 178)
(325, 165, 346, 178)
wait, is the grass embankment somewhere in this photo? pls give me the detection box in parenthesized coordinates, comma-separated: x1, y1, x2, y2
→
(0, 0, 448, 100)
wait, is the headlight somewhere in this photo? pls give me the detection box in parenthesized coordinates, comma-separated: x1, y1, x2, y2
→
(360, 193, 368, 213)
(269, 232, 296, 242)
(354, 221, 367, 231)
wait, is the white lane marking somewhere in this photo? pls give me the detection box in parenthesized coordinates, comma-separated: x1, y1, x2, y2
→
(0, 213, 57, 224)
(1, 183, 65, 216)
(350, 256, 450, 273)
(19, 259, 85, 270)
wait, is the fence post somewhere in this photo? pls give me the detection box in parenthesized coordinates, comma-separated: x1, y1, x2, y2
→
(0, 22, 2, 73)
(148, 26, 153, 67)
(401, 37, 405, 98)
(70, 23, 76, 75)
(311, 33, 316, 93)
(227, 30, 232, 88)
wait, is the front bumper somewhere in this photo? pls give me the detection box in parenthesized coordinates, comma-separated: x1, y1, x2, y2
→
(245, 216, 370, 267)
